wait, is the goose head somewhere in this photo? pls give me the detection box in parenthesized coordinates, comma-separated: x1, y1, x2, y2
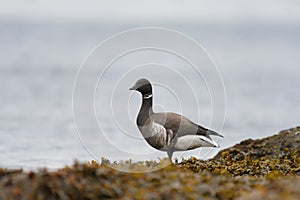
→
(129, 78, 152, 97)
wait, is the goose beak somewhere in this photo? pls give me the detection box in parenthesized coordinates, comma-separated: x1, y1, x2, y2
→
(129, 85, 137, 90)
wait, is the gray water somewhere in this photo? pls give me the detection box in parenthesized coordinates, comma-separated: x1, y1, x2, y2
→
(1, 19, 300, 170)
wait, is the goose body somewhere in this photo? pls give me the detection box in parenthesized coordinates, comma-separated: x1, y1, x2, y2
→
(130, 78, 223, 161)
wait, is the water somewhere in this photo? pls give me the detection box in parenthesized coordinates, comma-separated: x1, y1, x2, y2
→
(1, 19, 300, 170)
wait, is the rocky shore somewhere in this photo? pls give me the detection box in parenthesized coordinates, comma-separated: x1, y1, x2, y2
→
(1, 127, 300, 200)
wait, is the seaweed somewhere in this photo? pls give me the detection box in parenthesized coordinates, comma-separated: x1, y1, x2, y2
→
(0, 126, 299, 199)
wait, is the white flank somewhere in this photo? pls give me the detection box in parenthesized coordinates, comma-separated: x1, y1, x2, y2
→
(174, 135, 219, 151)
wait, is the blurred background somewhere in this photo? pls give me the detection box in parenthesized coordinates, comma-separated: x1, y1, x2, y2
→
(1, 0, 300, 170)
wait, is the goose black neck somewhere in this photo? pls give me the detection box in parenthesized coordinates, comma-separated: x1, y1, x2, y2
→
(137, 94, 153, 126)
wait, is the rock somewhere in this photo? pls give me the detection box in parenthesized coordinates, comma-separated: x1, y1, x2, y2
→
(178, 127, 300, 176)
(214, 126, 300, 160)
(0, 126, 299, 200)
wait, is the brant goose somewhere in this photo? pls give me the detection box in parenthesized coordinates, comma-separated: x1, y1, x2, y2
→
(130, 78, 223, 161)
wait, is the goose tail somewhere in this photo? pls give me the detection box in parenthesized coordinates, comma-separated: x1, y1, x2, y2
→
(196, 126, 224, 138)
(207, 129, 224, 138)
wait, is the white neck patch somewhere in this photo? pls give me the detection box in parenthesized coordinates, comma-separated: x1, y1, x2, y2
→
(143, 94, 152, 99)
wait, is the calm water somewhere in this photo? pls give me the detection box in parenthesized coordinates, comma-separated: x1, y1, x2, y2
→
(1, 19, 300, 170)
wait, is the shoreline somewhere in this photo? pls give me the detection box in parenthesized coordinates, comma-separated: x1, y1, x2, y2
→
(1, 126, 299, 199)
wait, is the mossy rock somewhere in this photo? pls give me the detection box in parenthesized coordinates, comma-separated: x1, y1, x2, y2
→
(0, 126, 299, 200)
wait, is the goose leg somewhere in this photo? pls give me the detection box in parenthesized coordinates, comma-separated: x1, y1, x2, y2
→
(167, 150, 173, 162)
(167, 130, 178, 162)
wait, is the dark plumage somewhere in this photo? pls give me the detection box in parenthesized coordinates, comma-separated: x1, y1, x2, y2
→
(130, 78, 223, 161)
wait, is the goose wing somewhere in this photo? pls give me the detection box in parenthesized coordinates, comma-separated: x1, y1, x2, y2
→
(150, 112, 223, 138)
(150, 112, 201, 137)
